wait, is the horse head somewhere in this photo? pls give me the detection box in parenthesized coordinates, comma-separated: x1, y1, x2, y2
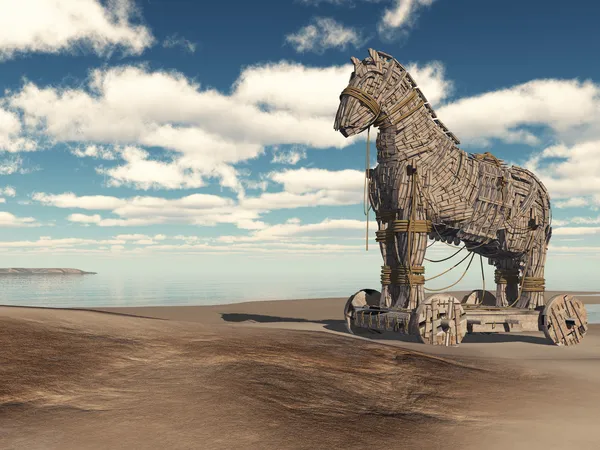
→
(334, 48, 415, 137)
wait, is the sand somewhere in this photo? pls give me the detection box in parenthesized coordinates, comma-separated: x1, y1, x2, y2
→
(1, 291, 600, 449)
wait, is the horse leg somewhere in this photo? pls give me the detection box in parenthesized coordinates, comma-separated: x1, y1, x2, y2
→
(389, 207, 428, 310)
(516, 230, 548, 309)
(376, 213, 396, 308)
(493, 258, 521, 307)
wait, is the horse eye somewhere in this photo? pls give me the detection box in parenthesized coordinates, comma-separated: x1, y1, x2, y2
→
(349, 72, 355, 82)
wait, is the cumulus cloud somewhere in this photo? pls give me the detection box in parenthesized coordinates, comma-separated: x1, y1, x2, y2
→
(378, 0, 436, 39)
(552, 226, 600, 236)
(8, 64, 357, 192)
(33, 192, 127, 210)
(0, 211, 38, 227)
(0, 108, 37, 152)
(162, 34, 196, 53)
(0, 155, 35, 175)
(70, 144, 118, 160)
(437, 79, 600, 147)
(31, 168, 365, 229)
(33, 190, 262, 229)
(285, 17, 365, 53)
(405, 61, 452, 107)
(67, 213, 103, 224)
(1, 239, 365, 255)
(95, 145, 208, 190)
(0, 0, 153, 60)
(0, 186, 16, 197)
(523, 140, 600, 201)
(554, 197, 590, 208)
(239, 168, 364, 210)
(232, 62, 354, 118)
(5, 53, 453, 193)
(271, 146, 307, 165)
(218, 218, 375, 243)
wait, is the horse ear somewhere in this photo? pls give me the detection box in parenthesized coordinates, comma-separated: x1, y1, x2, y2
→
(350, 56, 360, 67)
(368, 48, 380, 64)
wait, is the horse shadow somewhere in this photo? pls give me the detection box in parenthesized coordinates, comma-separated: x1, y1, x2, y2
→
(219, 313, 552, 345)
(220, 313, 347, 333)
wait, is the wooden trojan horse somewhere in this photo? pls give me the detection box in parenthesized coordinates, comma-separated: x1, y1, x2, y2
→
(334, 49, 552, 311)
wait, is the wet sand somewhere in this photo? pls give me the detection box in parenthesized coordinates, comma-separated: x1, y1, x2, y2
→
(1, 291, 599, 449)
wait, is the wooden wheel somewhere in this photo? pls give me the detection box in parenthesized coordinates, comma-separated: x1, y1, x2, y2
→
(541, 294, 587, 346)
(343, 289, 381, 336)
(461, 289, 496, 306)
(410, 294, 467, 346)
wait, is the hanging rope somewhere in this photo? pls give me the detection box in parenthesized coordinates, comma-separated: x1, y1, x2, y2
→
(406, 163, 417, 303)
(364, 127, 372, 251)
(424, 253, 476, 292)
(424, 251, 472, 281)
(424, 245, 465, 263)
(508, 232, 536, 307)
(480, 254, 485, 303)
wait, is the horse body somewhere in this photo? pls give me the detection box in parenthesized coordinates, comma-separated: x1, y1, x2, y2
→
(334, 49, 551, 310)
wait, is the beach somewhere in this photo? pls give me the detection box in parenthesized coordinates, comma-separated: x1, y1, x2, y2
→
(2, 291, 600, 449)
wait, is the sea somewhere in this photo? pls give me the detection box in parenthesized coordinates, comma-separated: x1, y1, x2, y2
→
(0, 273, 599, 323)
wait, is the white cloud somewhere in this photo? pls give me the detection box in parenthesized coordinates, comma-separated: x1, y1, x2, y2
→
(378, 0, 436, 39)
(68, 213, 103, 224)
(0, 108, 37, 152)
(0, 237, 125, 248)
(6, 54, 454, 196)
(0, 211, 38, 227)
(218, 218, 375, 243)
(96, 145, 208, 190)
(285, 17, 365, 53)
(0, 0, 153, 61)
(0, 234, 368, 255)
(34, 190, 264, 229)
(552, 227, 600, 236)
(405, 62, 452, 107)
(115, 233, 154, 240)
(240, 168, 364, 210)
(0, 198, 5, 203)
(0, 186, 16, 197)
(33, 192, 127, 209)
(269, 167, 363, 194)
(31, 167, 368, 229)
(437, 79, 600, 147)
(8, 64, 359, 192)
(554, 197, 590, 208)
(70, 144, 118, 160)
(271, 146, 307, 165)
(162, 34, 196, 53)
(0, 155, 34, 174)
(231, 61, 355, 118)
(549, 245, 600, 254)
(524, 140, 600, 200)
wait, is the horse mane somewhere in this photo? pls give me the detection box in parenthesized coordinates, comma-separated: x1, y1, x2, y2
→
(373, 50, 461, 145)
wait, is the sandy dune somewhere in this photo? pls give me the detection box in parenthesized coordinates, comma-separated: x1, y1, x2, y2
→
(1, 292, 600, 449)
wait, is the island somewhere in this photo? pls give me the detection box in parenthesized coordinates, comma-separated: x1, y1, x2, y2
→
(0, 268, 97, 275)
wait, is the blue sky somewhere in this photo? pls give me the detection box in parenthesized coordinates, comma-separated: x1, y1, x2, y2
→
(0, 0, 599, 291)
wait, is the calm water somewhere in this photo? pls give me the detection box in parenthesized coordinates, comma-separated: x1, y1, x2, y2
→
(0, 273, 377, 308)
(0, 274, 598, 323)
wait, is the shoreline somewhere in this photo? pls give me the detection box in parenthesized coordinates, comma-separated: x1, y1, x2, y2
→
(1, 290, 600, 311)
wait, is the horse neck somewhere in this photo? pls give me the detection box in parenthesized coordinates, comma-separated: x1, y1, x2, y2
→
(376, 87, 457, 164)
